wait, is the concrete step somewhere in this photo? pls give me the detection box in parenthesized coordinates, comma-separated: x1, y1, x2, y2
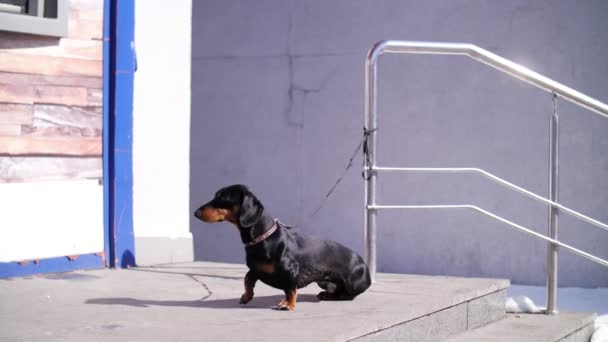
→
(445, 312, 596, 342)
(341, 272, 508, 341)
(0, 261, 510, 342)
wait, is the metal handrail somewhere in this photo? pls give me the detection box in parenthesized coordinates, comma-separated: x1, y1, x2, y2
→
(371, 166, 608, 233)
(367, 204, 608, 268)
(366, 40, 608, 119)
(364, 40, 608, 315)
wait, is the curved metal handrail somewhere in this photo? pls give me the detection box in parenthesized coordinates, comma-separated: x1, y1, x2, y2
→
(366, 40, 608, 119)
(363, 40, 608, 314)
(367, 204, 608, 268)
(371, 166, 608, 233)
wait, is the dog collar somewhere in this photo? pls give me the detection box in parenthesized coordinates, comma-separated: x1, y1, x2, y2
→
(244, 220, 278, 247)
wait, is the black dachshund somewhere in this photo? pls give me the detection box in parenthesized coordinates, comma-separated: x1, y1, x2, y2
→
(194, 184, 371, 311)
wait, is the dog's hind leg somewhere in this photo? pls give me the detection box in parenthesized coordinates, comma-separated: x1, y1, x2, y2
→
(317, 279, 354, 300)
(316, 281, 337, 293)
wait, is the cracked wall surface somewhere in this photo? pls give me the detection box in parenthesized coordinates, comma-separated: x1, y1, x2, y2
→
(190, 0, 608, 287)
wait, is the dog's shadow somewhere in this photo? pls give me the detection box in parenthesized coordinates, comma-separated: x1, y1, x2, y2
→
(86, 294, 320, 309)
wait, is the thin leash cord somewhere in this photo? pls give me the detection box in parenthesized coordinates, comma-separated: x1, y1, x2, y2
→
(298, 127, 376, 227)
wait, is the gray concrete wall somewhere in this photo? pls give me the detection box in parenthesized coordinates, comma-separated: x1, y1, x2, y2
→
(190, 0, 608, 287)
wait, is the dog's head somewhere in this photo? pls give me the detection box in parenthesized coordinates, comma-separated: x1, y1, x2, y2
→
(194, 184, 264, 228)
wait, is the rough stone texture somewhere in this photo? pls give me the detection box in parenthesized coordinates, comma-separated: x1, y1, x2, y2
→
(32, 104, 101, 130)
(87, 88, 102, 106)
(0, 0, 103, 181)
(0, 262, 509, 342)
(0, 72, 102, 89)
(355, 289, 506, 341)
(0, 37, 102, 60)
(0, 137, 102, 156)
(446, 313, 596, 342)
(0, 51, 102, 77)
(0, 157, 101, 182)
(190, 0, 608, 287)
(467, 290, 507, 330)
(1, 262, 594, 342)
(0, 83, 35, 104)
(34, 85, 90, 107)
(0, 103, 33, 124)
(0, 125, 20, 136)
(355, 303, 468, 342)
(559, 324, 595, 342)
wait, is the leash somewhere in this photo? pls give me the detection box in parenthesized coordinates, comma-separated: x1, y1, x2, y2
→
(303, 127, 376, 224)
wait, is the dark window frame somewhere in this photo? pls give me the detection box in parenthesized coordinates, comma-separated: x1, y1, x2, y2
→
(0, 0, 68, 37)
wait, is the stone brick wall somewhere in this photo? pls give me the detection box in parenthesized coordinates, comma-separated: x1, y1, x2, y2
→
(0, 0, 103, 182)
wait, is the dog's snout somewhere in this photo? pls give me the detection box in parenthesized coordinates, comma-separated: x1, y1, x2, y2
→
(194, 208, 202, 218)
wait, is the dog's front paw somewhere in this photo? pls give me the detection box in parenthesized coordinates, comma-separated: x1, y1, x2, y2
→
(240, 291, 253, 304)
(272, 299, 295, 311)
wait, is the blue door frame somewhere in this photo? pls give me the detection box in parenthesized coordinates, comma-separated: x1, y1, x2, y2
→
(0, 0, 135, 278)
(105, 0, 136, 269)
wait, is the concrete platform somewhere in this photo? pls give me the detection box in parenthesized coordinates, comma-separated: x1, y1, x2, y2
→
(0, 261, 508, 342)
(445, 313, 596, 342)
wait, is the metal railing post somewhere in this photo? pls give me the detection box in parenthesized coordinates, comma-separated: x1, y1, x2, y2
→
(547, 94, 560, 314)
(361, 40, 608, 302)
(364, 44, 381, 282)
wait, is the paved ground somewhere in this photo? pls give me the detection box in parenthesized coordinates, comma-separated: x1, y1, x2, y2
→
(0, 262, 508, 342)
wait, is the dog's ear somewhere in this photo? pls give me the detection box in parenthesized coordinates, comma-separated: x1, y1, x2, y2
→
(238, 192, 264, 227)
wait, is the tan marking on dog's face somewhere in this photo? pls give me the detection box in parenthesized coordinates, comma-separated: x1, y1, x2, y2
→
(196, 205, 240, 232)
(199, 207, 230, 222)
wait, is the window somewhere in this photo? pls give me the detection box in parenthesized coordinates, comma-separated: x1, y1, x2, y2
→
(0, 0, 67, 37)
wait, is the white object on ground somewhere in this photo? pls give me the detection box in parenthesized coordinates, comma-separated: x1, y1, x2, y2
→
(506, 295, 608, 342)
(592, 315, 608, 342)
(505, 296, 543, 313)
(508, 285, 608, 315)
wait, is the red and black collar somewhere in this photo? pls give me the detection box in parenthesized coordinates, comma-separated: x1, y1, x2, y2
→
(244, 220, 279, 247)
